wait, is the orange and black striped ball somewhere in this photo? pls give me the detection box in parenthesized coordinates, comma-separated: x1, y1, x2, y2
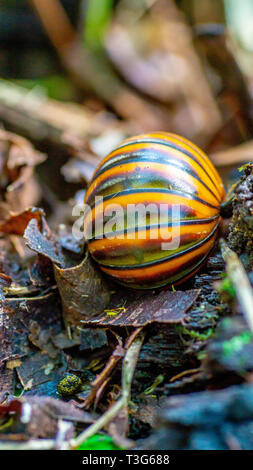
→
(84, 132, 225, 289)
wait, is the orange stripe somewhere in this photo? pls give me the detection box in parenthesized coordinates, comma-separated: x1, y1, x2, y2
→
(100, 232, 217, 283)
(84, 191, 219, 233)
(85, 160, 219, 207)
(89, 218, 219, 263)
(129, 132, 225, 199)
(115, 132, 225, 200)
(87, 142, 222, 204)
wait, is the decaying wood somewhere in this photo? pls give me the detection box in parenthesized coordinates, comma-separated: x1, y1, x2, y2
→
(220, 239, 253, 333)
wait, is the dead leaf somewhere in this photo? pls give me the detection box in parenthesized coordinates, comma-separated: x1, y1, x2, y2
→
(24, 218, 64, 266)
(81, 289, 200, 327)
(6, 359, 22, 370)
(16, 352, 59, 391)
(0, 396, 94, 439)
(0, 130, 46, 217)
(0, 363, 15, 396)
(22, 217, 111, 324)
(0, 291, 62, 366)
(0, 207, 44, 236)
(54, 250, 111, 324)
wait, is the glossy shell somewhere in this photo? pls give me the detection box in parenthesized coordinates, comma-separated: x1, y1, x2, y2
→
(84, 132, 225, 289)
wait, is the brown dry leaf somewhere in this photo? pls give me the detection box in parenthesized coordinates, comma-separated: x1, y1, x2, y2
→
(24, 218, 64, 266)
(16, 352, 58, 391)
(0, 291, 62, 366)
(0, 399, 22, 417)
(81, 289, 200, 328)
(0, 208, 50, 269)
(0, 207, 55, 296)
(133, 395, 169, 429)
(22, 217, 111, 324)
(0, 363, 15, 396)
(28, 321, 59, 358)
(0, 217, 55, 301)
(0, 130, 46, 218)
(0, 207, 44, 236)
(54, 250, 111, 325)
(0, 396, 94, 439)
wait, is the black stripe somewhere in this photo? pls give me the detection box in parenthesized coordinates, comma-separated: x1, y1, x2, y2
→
(130, 243, 215, 289)
(89, 187, 220, 211)
(107, 138, 221, 196)
(97, 220, 220, 270)
(90, 150, 195, 183)
(87, 154, 219, 205)
(88, 214, 220, 242)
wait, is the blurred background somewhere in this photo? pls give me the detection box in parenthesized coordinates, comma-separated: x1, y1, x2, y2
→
(0, 0, 253, 220)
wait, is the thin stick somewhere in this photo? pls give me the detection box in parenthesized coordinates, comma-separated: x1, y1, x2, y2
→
(70, 330, 145, 449)
(27, 0, 175, 130)
(0, 439, 55, 450)
(220, 239, 253, 332)
(211, 140, 253, 168)
(28, 0, 76, 54)
(85, 327, 143, 409)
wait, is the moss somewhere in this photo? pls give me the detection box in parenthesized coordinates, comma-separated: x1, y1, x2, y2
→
(57, 374, 82, 396)
(216, 276, 236, 305)
(222, 331, 252, 358)
(176, 325, 214, 341)
(228, 163, 253, 265)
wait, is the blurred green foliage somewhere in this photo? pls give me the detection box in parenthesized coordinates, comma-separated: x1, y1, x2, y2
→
(76, 434, 122, 450)
(218, 277, 236, 298)
(12, 75, 76, 101)
(224, 0, 253, 52)
(84, 0, 114, 50)
(223, 331, 253, 358)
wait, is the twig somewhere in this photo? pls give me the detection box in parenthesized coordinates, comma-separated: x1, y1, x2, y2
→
(0, 79, 97, 143)
(220, 239, 253, 332)
(70, 329, 145, 449)
(0, 78, 123, 166)
(85, 327, 143, 409)
(0, 439, 56, 450)
(107, 0, 221, 140)
(211, 140, 253, 168)
(169, 367, 201, 383)
(55, 420, 74, 450)
(84, 343, 124, 410)
(28, 0, 172, 130)
(28, 0, 76, 54)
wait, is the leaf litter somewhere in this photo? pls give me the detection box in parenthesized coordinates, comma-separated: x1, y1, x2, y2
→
(1, 1, 253, 447)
